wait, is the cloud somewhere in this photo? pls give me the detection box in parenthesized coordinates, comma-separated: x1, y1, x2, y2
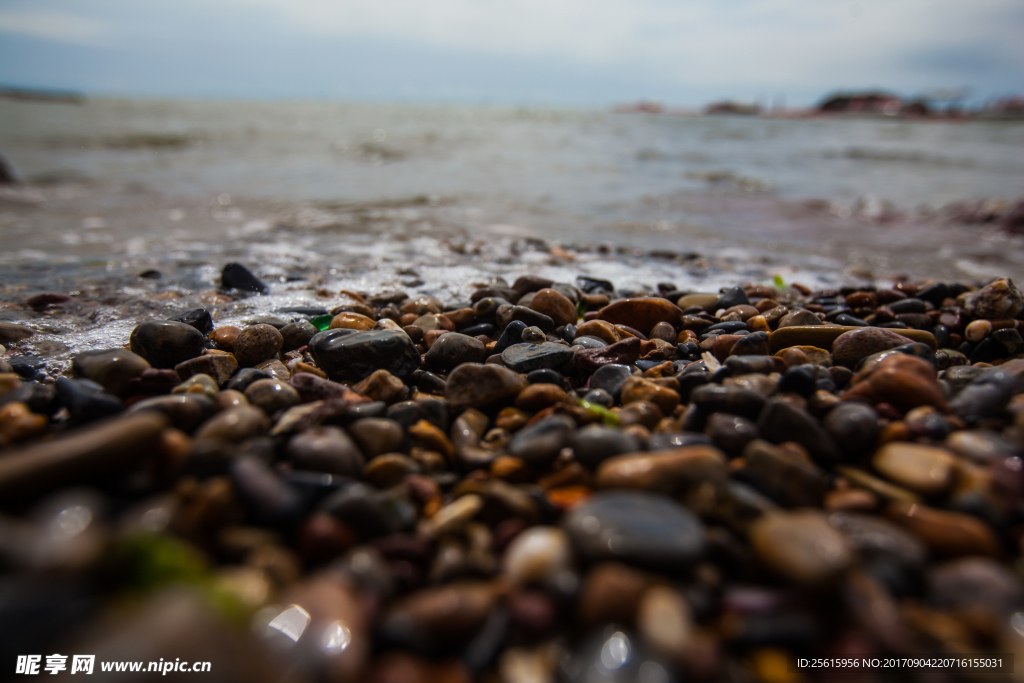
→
(214, 0, 1022, 94)
(0, 9, 111, 46)
(0, 0, 1018, 103)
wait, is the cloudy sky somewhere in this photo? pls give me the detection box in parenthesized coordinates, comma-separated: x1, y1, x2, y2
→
(0, 0, 1020, 106)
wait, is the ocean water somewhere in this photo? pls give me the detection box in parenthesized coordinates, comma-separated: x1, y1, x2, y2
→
(1, 97, 1023, 361)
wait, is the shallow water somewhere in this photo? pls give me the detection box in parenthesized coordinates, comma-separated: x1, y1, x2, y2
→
(1, 97, 1023, 364)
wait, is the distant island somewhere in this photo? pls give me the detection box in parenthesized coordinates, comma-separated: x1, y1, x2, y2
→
(614, 89, 1024, 121)
(0, 85, 86, 104)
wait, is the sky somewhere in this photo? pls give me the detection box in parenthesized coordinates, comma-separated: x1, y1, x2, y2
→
(0, 0, 1020, 107)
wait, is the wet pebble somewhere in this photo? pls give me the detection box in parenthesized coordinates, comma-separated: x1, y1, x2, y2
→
(129, 320, 205, 369)
(563, 491, 705, 571)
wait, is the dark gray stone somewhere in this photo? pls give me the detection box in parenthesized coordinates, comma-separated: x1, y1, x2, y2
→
(569, 424, 640, 468)
(500, 342, 574, 373)
(507, 415, 575, 465)
(563, 491, 705, 571)
(221, 262, 269, 295)
(129, 320, 205, 369)
(309, 329, 421, 382)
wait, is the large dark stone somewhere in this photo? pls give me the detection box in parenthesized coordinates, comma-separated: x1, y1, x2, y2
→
(221, 262, 269, 295)
(129, 320, 205, 369)
(309, 329, 421, 382)
(563, 491, 705, 571)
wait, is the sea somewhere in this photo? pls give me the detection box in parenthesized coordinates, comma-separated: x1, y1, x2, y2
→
(0, 97, 1023, 358)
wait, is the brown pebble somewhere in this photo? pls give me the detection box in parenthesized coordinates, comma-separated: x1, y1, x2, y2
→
(872, 442, 955, 495)
(0, 402, 47, 442)
(208, 325, 241, 352)
(620, 376, 680, 414)
(749, 509, 853, 585)
(885, 502, 999, 557)
(515, 383, 569, 411)
(329, 311, 376, 331)
(574, 320, 624, 344)
(233, 324, 284, 367)
(354, 369, 408, 404)
(596, 297, 684, 336)
(596, 445, 726, 493)
(530, 288, 578, 328)
(578, 561, 648, 626)
(824, 488, 878, 512)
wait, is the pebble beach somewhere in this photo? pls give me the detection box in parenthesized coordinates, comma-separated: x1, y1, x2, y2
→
(3, 259, 1024, 682)
(3, 97, 1024, 682)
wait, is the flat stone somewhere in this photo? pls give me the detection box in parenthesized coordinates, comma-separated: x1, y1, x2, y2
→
(0, 322, 34, 344)
(831, 327, 920, 368)
(309, 329, 421, 382)
(233, 324, 284, 367)
(501, 342, 575, 373)
(0, 411, 168, 500)
(72, 348, 151, 397)
(749, 510, 853, 585)
(563, 491, 705, 571)
(596, 445, 727, 495)
(885, 501, 999, 557)
(767, 325, 936, 355)
(129, 320, 205, 369)
(445, 363, 528, 413)
(596, 298, 683, 335)
(872, 443, 955, 496)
